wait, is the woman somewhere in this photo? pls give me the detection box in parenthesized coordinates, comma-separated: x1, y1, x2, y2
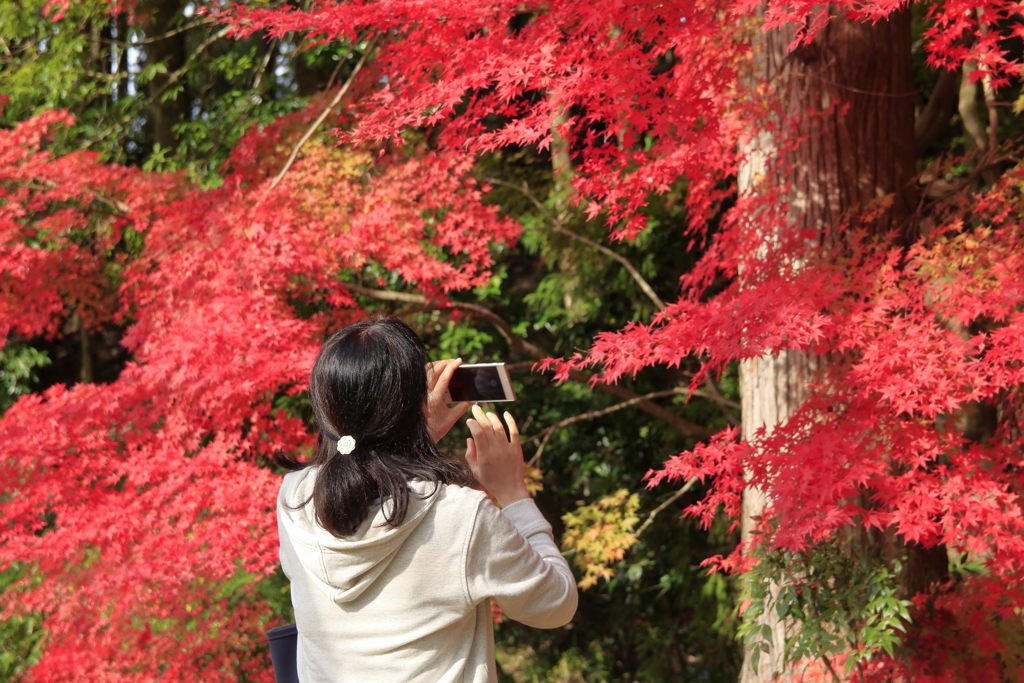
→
(277, 318, 578, 682)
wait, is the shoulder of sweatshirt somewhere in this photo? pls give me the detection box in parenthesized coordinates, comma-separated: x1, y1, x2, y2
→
(433, 484, 551, 532)
(280, 473, 485, 505)
(279, 467, 315, 506)
(441, 486, 556, 546)
(431, 482, 490, 513)
(277, 475, 495, 537)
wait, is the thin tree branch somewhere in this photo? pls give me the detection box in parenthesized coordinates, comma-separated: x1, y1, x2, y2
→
(552, 376, 709, 439)
(520, 384, 732, 449)
(483, 177, 667, 310)
(268, 36, 378, 192)
(252, 37, 278, 94)
(69, 25, 227, 154)
(924, 154, 1014, 206)
(522, 388, 689, 445)
(820, 655, 842, 683)
(976, 8, 1000, 156)
(100, 19, 215, 46)
(150, 27, 232, 102)
(346, 284, 542, 357)
(680, 369, 742, 418)
(346, 285, 712, 439)
(704, 375, 741, 426)
(82, 70, 127, 82)
(526, 429, 554, 467)
(26, 181, 131, 215)
(635, 477, 698, 537)
(323, 56, 346, 92)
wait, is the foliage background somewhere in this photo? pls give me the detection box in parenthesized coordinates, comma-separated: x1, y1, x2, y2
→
(0, 2, 740, 681)
(4, 0, 1024, 681)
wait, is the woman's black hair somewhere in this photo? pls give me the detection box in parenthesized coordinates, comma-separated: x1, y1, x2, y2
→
(281, 317, 472, 538)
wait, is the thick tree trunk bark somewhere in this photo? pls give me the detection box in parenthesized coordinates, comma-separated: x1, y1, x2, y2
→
(737, 8, 917, 683)
(296, 55, 335, 98)
(739, 354, 816, 681)
(758, 10, 917, 237)
(140, 0, 188, 152)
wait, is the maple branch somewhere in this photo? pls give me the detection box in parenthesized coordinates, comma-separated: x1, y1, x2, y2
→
(25, 181, 132, 216)
(99, 19, 216, 46)
(819, 655, 842, 683)
(345, 285, 712, 439)
(702, 375, 741, 427)
(680, 370, 741, 425)
(526, 429, 554, 468)
(919, 154, 1015, 210)
(149, 27, 232, 102)
(78, 25, 232, 153)
(521, 384, 732, 463)
(346, 284, 544, 357)
(635, 476, 698, 537)
(252, 37, 278, 93)
(976, 8, 1001, 156)
(82, 70, 125, 82)
(323, 55, 347, 92)
(483, 177, 667, 310)
(520, 382, 736, 464)
(522, 388, 690, 445)
(268, 36, 378, 192)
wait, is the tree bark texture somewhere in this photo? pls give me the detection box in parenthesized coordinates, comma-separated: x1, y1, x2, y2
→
(140, 0, 188, 152)
(751, 8, 917, 239)
(737, 8, 917, 683)
(738, 353, 818, 683)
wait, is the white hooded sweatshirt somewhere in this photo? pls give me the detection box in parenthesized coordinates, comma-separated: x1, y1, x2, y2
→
(277, 468, 578, 683)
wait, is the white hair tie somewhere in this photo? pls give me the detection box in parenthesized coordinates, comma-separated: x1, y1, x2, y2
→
(336, 435, 356, 455)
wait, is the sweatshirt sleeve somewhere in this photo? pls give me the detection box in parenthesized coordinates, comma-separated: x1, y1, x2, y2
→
(464, 496, 578, 628)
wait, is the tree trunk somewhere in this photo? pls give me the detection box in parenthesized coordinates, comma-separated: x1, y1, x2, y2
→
(295, 53, 335, 98)
(737, 8, 917, 682)
(140, 0, 188, 152)
(116, 13, 130, 104)
(739, 354, 816, 682)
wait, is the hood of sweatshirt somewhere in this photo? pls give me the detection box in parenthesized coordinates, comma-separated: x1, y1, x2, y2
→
(278, 467, 442, 605)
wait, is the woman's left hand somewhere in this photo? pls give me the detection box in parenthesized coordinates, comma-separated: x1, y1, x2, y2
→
(425, 359, 472, 443)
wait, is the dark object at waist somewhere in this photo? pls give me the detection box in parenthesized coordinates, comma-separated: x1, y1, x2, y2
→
(266, 623, 299, 683)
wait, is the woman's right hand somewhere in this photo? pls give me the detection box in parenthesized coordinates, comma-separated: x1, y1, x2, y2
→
(465, 405, 530, 508)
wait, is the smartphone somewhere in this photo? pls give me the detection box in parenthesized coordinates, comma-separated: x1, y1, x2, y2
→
(443, 362, 517, 403)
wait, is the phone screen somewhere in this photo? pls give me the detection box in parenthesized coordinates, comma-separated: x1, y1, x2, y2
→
(447, 365, 512, 402)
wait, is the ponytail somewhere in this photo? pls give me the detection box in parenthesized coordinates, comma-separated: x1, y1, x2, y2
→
(278, 318, 471, 537)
